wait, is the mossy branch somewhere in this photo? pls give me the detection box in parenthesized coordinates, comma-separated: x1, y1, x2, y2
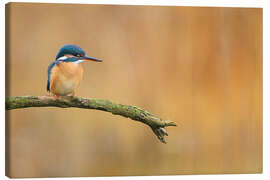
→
(5, 96, 176, 144)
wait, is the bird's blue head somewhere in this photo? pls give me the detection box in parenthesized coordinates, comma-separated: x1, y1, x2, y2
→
(55, 44, 102, 63)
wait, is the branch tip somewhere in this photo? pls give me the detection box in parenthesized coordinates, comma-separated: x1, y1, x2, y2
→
(165, 121, 177, 127)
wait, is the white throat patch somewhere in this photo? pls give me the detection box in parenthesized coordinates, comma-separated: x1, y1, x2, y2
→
(57, 56, 68, 61)
(74, 60, 85, 64)
(57, 56, 84, 64)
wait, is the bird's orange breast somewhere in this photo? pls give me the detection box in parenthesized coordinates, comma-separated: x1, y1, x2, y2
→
(50, 62, 83, 96)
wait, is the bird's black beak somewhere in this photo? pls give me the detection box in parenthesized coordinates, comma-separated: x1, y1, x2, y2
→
(83, 55, 102, 62)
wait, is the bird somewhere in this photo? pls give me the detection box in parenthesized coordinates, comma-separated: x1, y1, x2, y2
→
(47, 44, 102, 98)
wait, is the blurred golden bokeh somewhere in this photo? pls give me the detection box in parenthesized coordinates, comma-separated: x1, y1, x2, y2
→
(6, 3, 262, 178)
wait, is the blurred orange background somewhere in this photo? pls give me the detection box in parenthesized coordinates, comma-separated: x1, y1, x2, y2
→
(6, 3, 262, 178)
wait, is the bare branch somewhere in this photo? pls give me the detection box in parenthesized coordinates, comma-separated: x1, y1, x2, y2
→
(5, 96, 177, 143)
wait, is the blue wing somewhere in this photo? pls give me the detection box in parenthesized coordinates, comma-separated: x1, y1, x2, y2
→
(47, 61, 59, 92)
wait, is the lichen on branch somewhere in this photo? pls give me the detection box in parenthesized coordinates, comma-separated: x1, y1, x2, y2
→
(5, 96, 177, 143)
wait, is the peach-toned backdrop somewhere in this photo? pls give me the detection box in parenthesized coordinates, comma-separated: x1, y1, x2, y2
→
(6, 3, 262, 177)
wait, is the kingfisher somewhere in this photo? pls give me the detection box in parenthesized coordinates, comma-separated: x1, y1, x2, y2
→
(47, 44, 102, 98)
